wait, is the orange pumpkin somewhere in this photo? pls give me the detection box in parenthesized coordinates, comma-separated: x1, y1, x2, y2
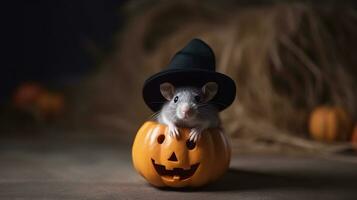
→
(309, 106, 352, 142)
(132, 121, 231, 188)
(352, 125, 357, 145)
(35, 92, 65, 119)
(13, 82, 44, 109)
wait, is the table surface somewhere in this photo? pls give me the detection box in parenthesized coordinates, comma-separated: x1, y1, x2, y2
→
(1, 129, 357, 200)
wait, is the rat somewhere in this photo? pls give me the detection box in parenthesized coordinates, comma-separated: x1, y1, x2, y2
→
(154, 82, 221, 142)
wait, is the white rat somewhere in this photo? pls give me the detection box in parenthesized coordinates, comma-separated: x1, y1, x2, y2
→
(155, 82, 221, 142)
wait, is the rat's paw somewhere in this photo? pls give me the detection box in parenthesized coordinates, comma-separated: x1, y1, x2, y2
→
(168, 124, 180, 139)
(189, 128, 202, 142)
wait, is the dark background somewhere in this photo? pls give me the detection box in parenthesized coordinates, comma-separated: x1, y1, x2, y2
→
(5, 0, 356, 102)
(3, 0, 125, 101)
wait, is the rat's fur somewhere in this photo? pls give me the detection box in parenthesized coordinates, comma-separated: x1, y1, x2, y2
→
(156, 84, 221, 142)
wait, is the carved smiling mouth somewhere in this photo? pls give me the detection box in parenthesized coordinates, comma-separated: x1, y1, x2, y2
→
(151, 159, 199, 181)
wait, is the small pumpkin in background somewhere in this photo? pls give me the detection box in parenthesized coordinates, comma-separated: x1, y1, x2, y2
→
(35, 92, 65, 119)
(132, 121, 231, 188)
(309, 106, 352, 142)
(351, 124, 357, 146)
(13, 82, 44, 110)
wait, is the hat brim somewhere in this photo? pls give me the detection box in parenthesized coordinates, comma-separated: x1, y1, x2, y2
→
(143, 69, 236, 112)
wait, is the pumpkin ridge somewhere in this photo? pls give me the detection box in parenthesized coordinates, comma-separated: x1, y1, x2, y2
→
(206, 130, 216, 184)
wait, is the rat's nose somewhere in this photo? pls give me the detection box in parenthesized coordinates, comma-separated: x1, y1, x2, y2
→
(181, 104, 190, 113)
(180, 104, 193, 117)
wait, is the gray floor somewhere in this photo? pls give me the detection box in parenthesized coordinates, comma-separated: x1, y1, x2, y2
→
(1, 129, 357, 200)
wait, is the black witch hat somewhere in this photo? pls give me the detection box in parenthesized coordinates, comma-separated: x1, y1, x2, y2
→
(143, 38, 236, 112)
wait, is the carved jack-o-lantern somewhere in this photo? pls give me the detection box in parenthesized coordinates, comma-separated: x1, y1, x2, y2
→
(132, 121, 231, 188)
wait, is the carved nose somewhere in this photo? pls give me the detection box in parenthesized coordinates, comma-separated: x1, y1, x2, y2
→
(168, 152, 178, 162)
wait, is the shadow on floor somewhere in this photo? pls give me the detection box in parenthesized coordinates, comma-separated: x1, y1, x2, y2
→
(158, 168, 357, 192)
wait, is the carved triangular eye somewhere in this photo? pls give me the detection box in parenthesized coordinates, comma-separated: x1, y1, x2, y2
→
(168, 152, 178, 161)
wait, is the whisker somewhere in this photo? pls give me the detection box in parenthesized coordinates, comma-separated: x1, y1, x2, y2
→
(148, 111, 160, 120)
(212, 101, 228, 106)
(197, 101, 228, 107)
(149, 101, 167, 104)
(197, 104, 210, 108)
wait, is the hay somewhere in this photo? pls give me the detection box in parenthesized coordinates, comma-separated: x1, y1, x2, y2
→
(74, 2, 357, 153)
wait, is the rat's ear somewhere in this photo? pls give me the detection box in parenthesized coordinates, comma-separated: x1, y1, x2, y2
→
(202, 82, 218, 102)
(160, 82, 175, 100)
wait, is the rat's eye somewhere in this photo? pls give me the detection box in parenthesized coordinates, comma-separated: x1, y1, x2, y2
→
(194, 95, 201, 103)
(174, 96, 179, 103)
